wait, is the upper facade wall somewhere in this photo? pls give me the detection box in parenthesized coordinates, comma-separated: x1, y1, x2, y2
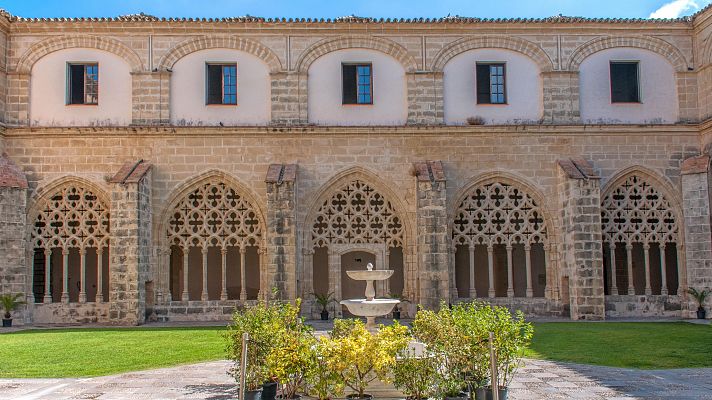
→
(1, 17, 710, 126)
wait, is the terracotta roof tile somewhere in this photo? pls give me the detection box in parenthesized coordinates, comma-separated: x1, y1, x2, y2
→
(0, 153, 28, 189)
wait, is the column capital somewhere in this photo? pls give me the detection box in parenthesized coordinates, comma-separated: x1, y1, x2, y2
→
(44, 248, 52, 256)
(220, 247, 228, 255)
(62, 248, 69, 256)
(201, 247, 209, 255)
(240, 246, 247, 255)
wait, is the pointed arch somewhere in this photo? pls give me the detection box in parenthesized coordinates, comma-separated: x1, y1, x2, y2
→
(451, 171, 557, 245)
(26, 175, 112, 305)
(157, 169, 267, 303)
(157, 169, 267, 249)
(15, 35, 144, 74)
(567, 36, 690, 72)
(157, 36, 283, 72)
(450, 171, 557, 299)
(431, 36, 554, 72)
(295, 35, 418, 73)
(600, 166, 683, 245)
(303, 166, 412, 248)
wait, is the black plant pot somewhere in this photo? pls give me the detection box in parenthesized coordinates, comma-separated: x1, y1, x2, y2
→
(276, 394, 301, 400)
(697, 307, 707, 319)
(321, 310, 329, 321)
(2, 318, 11, 328)
(444, 395, 467, 400)
(262, 382, 278, 400)
(484, 387, 508, 400)
(474, 388, 487, 400)
(346, 394, 373, 400)
(393, 310, 401, 320)
(245, 389, 263, 400)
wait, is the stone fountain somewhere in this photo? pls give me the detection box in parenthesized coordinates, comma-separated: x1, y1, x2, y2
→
(340, 262, 400, 332)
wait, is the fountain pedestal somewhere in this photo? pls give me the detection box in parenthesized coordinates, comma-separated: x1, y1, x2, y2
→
(340, 263, 400, 331)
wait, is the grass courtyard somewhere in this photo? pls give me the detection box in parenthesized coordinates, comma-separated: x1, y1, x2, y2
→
(0, 322, 710, 378)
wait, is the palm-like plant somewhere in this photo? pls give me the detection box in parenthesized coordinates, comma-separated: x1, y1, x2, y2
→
(1, 293, 25, 319)
(687, 287, 711, 310)
(312, 292, 335, 313)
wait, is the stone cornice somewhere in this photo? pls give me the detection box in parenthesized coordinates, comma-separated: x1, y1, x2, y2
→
(3, 124, 700, 138)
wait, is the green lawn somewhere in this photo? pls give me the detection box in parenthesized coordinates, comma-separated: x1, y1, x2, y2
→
(526, 322, 712, 369)
(0, 327, 227, 378)
(1, 322, 711, 378)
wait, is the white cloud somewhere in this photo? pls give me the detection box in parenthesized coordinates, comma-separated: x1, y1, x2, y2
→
(649, 0, 706, 18)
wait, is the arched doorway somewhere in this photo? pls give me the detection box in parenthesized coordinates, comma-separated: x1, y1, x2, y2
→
(304, 178, 407, 316)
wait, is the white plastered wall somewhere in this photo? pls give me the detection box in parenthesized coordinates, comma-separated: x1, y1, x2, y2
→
(30, 49, 132, 126)
(170, 49, 271, 125)
(443, 49, 543, 125)
(307, 49, 407, 126)
(579, 47, 678, 124)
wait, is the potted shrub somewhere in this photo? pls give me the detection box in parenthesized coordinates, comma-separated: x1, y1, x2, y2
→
(1, 293, 25, 328)
(325, 319, 410, 399)
(412, 305, 471, 400)
(313, 292, 336, 321)
(687, 288, 710, 319)
(305, 336, 345, 400)
(391, 347, 438, 400)
(482, 304, 534, 400)
(225, 299, 303, 400)
(266, 324, 316, 399)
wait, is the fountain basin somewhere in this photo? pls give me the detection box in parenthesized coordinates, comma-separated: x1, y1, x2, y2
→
(340, 298, 400, 317)
(346, 270, 394, 281)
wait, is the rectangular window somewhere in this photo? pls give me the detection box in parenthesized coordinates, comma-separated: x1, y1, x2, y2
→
(342, 63, 372, 104)
(67, 63, 98, 105)
(206, 63, 237, 105)
(610, 61, 640, 103)
(476, 63, 506, 104)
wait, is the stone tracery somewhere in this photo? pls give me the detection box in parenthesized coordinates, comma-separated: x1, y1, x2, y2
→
(311, 179, 404, 248)
(166, 180, 263, 301)
(453, 181, 548, 298)
(601, 174, 681, 295)
(31, 184, 110, 304)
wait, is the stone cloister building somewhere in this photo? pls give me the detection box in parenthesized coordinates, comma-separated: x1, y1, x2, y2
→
(1, 8, 712, 325)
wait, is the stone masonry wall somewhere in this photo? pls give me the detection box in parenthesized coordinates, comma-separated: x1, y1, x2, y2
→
(0, 19, 705, 125)
(681, 155, 712, 318)
(108, 163, 152, 325)
(557, 159, 605, 320)
(1, 125, 704, 322)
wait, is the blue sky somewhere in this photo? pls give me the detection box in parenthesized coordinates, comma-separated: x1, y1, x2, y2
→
(0, 0, 709, 19)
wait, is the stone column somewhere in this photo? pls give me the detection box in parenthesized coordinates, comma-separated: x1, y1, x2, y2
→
(264, 164, 297, 300)
(681, 155, 712, 318)
(406, 71, 443, 125)
(108, 160, 153, 325)
(0, 154, 29, 323)
(542, 71, 580, 124)
(413, 161, 449, 309)
(557, 158, 605, 320)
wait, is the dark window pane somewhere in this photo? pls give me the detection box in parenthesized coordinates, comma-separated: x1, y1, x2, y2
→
(69, 64, 85, 104)
(610, 62, 639, 103)
(476, 64, 491, 104)
(206, 64, 223, 104)
(342, 64, 358, 104)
